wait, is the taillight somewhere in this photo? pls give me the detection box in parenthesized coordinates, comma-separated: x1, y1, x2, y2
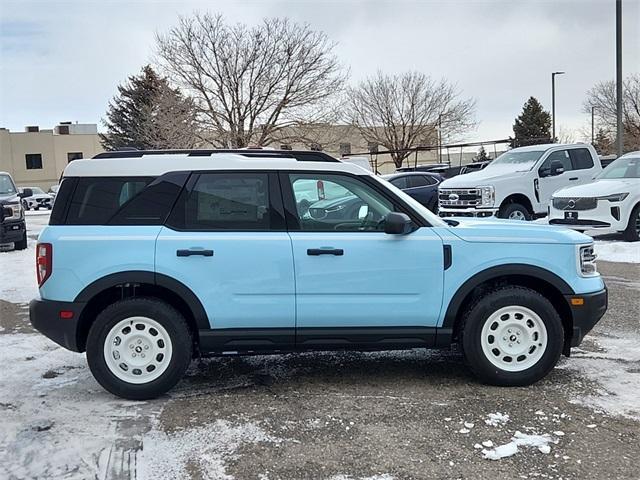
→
(36, 243, 52, 287)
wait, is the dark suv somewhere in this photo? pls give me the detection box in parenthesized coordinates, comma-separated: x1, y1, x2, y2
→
(0, 172, 31, 250)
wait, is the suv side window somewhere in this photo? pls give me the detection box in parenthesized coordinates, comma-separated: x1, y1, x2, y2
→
(569, 148, 594, 170)
(168, 172, 274, 231)
(408, 175, 436, 188)
(540, 150, 572, 173)
(65, 177, 154, 225)
(390, 176, 408, 189)
(288, 173, 393, 232)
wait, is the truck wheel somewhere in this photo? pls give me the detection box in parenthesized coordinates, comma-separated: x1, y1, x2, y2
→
(498, 203, 530, 221)
(86, 297, 192, 400)
(460, 286, 564, 386)
(622, 204, 640, 242)
(14, 232, 28, 250)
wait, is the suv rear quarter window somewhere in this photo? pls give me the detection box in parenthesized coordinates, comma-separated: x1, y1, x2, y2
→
(569, 148, 595, 170)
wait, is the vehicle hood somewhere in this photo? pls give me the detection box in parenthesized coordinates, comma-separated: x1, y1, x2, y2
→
(0, 193, 20, 205)
(440, 165, 530, 188)
(445, 218, 591, 244)
(553, 179, 638, 198)
(29, 193, 52, 200)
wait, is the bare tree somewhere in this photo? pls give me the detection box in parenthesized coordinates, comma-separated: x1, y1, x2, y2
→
(137, 85, 203, 149)
(347, 71, 476, 168)
(155, 13, 346, 148)
(583, 74, 640, 151)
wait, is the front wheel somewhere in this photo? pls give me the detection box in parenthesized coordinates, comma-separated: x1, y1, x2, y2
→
(86, 297, 192, 400)
(460, 286, 564, 386)
(498, 203, 531, 221)
(14, 232, 28, 250)
(622, 204, 640, 242)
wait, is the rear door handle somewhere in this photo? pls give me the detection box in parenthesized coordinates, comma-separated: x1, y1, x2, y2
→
(307, 248, 344, 256)
(569, 177, 578, 181)
(176, 249, 214, 257)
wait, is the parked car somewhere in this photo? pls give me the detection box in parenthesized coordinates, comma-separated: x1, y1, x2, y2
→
(438, 144, 602, 220)
(0, 171, 31, 250)
(20, 186, 53, 210)
(549, 151, 640, 241)
(460, 160, 492, 174)
(30, 149, 607, 400)
(382, 172, 443, 212)
(48, 184, 60, 202)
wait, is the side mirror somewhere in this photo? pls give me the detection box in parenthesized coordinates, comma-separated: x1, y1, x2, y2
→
(384, 212, 413, 235)
(19, 188, 33, 198)
(549, 161, 565, 176)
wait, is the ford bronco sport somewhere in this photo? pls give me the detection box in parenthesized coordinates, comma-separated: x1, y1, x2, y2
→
(29, 150, 607, 400)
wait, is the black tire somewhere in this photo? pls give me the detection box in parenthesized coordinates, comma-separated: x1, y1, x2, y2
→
(22, 201, 29, 211)
(622, 204, 640, 242)
(498, 202, 531, 221)
(460, 286, 564, 386)
(86, 297, 192, 400)
(14, 232, 27, 250)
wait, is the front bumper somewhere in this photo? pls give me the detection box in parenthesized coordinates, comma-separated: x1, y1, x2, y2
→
(566, 287, 608, 348)
(439, 207, 497, 218)
(0, 219, 26, 244)
(549, 203, 626, 232)
(29, 298, 87, 352)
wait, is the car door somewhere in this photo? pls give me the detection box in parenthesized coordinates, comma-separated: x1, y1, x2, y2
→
(283, 171, 445, 349)
(406, 174, 439, 209)
(568, 147, 598, 183)
(155, 171, 295, 350)
(537, 149, 574, 206)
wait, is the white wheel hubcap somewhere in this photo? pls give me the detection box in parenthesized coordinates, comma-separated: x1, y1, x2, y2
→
(509, 210, 526, 221)
(104, 317, 173, 384)
(480, 306, 548, 372)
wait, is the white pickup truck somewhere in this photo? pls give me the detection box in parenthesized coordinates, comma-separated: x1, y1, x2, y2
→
(438, 144, 602, 220)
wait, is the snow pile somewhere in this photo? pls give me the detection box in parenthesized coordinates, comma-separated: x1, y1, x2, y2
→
(485, 412, 509, 427)
(137, 420, 282, 480)
(594, 240, 640, 263)
(481, 431, 556, 460)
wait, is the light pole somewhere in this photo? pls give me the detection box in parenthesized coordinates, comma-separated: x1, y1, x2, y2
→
(616, 0, 623, 155)
(551, 71, 565, 142)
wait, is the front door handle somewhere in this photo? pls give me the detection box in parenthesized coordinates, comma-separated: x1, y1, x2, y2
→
(176, 249, 214, 257)
(569, 177, 579, 181)
(307, 248, 344, 256)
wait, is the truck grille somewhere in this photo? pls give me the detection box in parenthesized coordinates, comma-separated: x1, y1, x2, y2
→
(439, 188, 481, 207)
(552, 197, 597, 211)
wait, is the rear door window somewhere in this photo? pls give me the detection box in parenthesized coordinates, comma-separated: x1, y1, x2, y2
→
(569, 148, 595, 170)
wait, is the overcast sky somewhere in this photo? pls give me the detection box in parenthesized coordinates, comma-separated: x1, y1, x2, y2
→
(0, 0, 638, 143)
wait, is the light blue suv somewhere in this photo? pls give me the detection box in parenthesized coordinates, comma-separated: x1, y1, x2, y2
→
(29, 150, 607, 399)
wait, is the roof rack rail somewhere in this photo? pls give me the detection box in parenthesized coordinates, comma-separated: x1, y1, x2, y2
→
(93, 149, 340, 162)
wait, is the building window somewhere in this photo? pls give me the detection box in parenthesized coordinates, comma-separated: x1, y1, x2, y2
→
(368, 142, 379, 154)
(280, 144, 292, 151)
(339, 142, 352, 156)
(25, 154, 43, 170)
(309, 143, 322, 151)
(67, 152, 83, 162)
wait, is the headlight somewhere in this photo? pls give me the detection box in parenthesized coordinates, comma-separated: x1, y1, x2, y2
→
(478, 186, 495, 207)
(597, 193, 629, 202)
(3, 203, 23, 221)
(578, 244, 598, 276)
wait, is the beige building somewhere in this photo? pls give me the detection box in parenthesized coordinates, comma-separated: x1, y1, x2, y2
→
(0, 123, 104, 190)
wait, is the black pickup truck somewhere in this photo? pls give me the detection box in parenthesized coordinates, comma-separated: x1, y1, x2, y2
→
(0, 171, 31, 250)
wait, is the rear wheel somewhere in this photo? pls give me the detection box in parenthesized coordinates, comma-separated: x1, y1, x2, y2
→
(622, 204, 640, 242)
(460, 286, 564, 386)
(498, 202, 531, 221)
(86, 297, 192, 400)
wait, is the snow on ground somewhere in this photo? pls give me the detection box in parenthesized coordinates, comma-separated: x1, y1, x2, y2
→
(559, 335, 640, 420)
(138, 420, 283, 480)
(481, 431, 557, 460)
(593, 240, 640, 263)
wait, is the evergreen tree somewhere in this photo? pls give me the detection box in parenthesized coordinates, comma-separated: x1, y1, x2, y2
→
(474, 146, 490, 162)
(510, 97, 552, 148)
(593, 128, 615, 155)
(101, 65, 200, 150)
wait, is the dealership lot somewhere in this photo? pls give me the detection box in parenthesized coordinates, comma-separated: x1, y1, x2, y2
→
(0, 212, 638, 480)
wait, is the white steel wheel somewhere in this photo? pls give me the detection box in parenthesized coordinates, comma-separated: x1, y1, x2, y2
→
(103, 316, 173, 384)
(480, 305, 548, 372)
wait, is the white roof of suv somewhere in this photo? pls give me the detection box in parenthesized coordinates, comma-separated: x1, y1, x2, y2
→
(64, 152, 370, 178)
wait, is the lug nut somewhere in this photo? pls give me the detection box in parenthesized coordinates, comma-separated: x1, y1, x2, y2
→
(141, 354, 145, 358)
(132, 353, 136, 358)
(144, 345, 149, 350)
(137, 340, 142, 344)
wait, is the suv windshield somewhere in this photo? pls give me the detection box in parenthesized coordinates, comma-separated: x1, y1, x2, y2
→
(0, 174, 17, 196)
(596, 156, 640, 179)
(489, 150, 545, 170)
